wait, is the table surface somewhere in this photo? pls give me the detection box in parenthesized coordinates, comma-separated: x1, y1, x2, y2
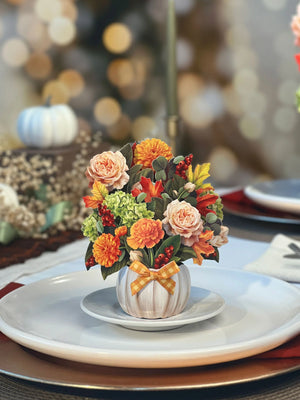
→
(1, 208, 300, 400)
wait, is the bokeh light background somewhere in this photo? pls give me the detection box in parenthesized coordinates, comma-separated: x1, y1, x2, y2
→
(0, 0, 299, 186)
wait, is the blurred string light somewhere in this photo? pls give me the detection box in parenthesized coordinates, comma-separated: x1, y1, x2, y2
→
(1, 37, 29, 67)
(208, 146, 239, 183)
(222, 2, 265, 141)
(103, 23, 132, 54)
(94, 97, 122, 126)
(58, 69, 85, 98)
(25, 52, 52, 79)
(34, 0, 62, 23)
(48, 17, 76, 45)
(131, 116, 158, 141)
(42, 80, 70, 104)
(108, 114, 132, 141)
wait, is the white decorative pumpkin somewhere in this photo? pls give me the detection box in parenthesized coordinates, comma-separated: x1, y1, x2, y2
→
(116, 264, 191, 319)
(0, 183, 19, 208)
(17, 103, 78, 148)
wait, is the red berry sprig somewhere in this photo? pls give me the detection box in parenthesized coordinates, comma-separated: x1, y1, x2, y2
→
(154, 245, 174, 269)
(175, 154, 193, 179)
(85, 255, 96, 270)
(98, 204, 116, 227)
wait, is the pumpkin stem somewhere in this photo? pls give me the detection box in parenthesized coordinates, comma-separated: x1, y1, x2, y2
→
(45, 96, 52, 107)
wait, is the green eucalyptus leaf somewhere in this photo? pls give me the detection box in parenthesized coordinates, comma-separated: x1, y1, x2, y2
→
(141, 168, 154, 180)
(206, 212, 217, 224)
(120, 143, 133, 167)
(155, 170, 167, 181)
(137, 192, 147, 203)
(152, 156, 168, 171)
(173, 155, 184, 164)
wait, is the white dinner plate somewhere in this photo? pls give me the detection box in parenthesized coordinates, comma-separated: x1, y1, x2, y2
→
(0, 267, 299, 369)
(245, 179, 300, 215)
(80, 287, 225, 331)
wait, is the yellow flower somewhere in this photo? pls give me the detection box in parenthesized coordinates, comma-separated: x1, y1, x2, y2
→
(186, 163, 211, 189)
(133, 138, 173, 169)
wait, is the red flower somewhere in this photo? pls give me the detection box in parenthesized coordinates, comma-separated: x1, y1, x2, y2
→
(131, 176, 164, 202)
(196, 189, 218, 216)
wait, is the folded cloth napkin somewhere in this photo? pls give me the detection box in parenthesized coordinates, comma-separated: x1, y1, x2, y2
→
(244, 234, 300, 283)
(0, 282, 299, 358)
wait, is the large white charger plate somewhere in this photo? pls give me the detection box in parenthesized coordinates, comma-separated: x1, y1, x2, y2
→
(245, 179, 300, 215)
(0, 267, 299, 369)
(80, 286, 225, 332)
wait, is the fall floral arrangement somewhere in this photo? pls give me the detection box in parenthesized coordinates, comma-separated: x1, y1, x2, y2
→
(82, 138, 228, 280)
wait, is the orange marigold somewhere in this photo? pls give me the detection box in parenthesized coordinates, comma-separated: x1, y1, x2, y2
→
(127, 218, 165, 249)
(115, 226, 128, 237)
(133, 138, 173, 169)
(93, 234, 121, 268)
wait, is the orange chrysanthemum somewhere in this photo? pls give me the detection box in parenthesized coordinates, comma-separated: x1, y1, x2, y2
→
(93, 234, 121, 268)
(115, 226, 128, 237)
(192, 230, 215, 265)
(127, 218, 165, 249)
(133, 138, 173, 169)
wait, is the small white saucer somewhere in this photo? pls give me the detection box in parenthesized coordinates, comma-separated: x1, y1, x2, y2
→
(80, 286, 225, 332)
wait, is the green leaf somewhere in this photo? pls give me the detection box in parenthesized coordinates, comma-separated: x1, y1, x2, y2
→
(85, 241, 94, 267)
(96, 220, 104, 233)
(137, 192, 147, 203)
(155, 170, 167, 181)
(184, 196, 197, 207)
(155, 235, 181, 259)
(120, 143, 133, 167)
(140, 168, 154, 180)
(152, 197, 171, 220)
(173, 155, 184, 164)
(152, 156, 168, 171)
(101, 257, 128, 280)
(177, 246, 197, 262)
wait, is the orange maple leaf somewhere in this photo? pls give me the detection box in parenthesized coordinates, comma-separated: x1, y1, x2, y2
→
(131, 176, 164, 202)
(192, 230, 215, 265)
(83, 181, 108, 209)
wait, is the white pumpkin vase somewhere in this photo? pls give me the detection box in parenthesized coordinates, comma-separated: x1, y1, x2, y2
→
(17, 100, 78, 148)
(116, 264, 191, 319)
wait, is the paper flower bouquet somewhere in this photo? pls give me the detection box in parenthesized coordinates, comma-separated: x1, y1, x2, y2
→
(82, 138, 228, 319)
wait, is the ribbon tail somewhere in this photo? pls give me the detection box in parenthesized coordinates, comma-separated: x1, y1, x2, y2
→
(157, 278, 176, 295)
(130, 276, 152, 296)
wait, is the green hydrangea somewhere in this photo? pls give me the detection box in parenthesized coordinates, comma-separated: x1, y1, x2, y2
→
(81, 213, 99, 242)
(104, 192, 154, 227)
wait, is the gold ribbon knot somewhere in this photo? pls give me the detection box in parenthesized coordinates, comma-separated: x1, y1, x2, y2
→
(129, 260, 180, 296)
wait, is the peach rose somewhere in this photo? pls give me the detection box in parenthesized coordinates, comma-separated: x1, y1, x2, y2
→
(85, 151, 129, 191)
(209, 226, 229, 248)
(291, 5, 300, 46)
(162, 200, 203, 246)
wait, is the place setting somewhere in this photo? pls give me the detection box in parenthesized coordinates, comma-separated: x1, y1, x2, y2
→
(0, 138, 300, 390)
(221, 179, 300, 225)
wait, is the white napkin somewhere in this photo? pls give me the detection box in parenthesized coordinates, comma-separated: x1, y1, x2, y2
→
(0, 238, 89, 289)
(244, 234, 300, 283)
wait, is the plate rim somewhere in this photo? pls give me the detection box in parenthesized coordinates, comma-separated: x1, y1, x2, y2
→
(245, 179, 300, 214)
(0, 267, 299, 368)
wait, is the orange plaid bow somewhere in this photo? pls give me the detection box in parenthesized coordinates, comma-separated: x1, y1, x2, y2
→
(129, 260, 180, 296)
